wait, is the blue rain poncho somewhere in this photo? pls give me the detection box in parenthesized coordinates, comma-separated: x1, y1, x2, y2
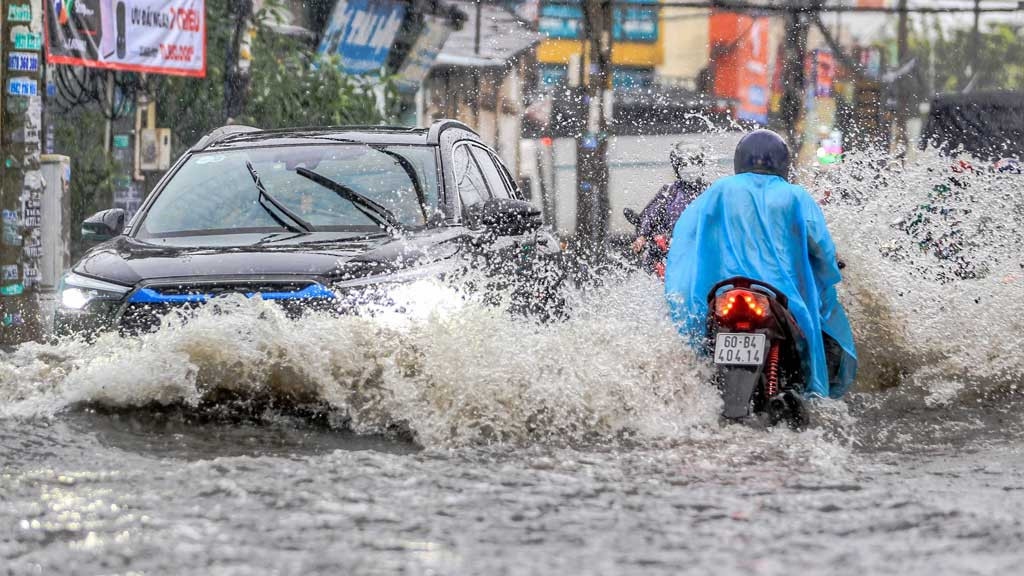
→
(664, 172, 857, 398)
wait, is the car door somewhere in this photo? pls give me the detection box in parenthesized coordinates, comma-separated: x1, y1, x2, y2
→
(462, 144, 566, 317)
(451, 140, 534, 268)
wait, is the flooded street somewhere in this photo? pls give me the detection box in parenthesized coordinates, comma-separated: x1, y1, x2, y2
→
(1, 0, 1021, 570)
(2, 156, 1023, 575)
(3, 399, 1024, 575)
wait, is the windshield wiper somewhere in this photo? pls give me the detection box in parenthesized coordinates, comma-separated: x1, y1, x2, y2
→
(246, 161, 316, 234)
(294, 167, 404, 235)
(374, 147, 427, 209)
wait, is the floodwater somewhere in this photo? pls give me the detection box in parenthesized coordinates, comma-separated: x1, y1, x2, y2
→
(1, 150, 1022, 575)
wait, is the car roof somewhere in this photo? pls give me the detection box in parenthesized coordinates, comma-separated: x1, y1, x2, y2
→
(192, 120, 480, 152)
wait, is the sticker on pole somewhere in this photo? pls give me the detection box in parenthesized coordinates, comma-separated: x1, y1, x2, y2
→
(7, 52, 40, 72)
(0, 284, 25, 297)
(45, 0, 206, 78)
(7, 4, 33, 22)
(7, 77, 38, 97)
(14, 31, 43, 51)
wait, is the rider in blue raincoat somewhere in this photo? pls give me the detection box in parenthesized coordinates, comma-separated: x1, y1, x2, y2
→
(664, 130, 857, 399)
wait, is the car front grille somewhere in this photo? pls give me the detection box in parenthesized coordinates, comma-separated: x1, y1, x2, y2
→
(153, 281, 315, 297)
(117, 280, 335, 334)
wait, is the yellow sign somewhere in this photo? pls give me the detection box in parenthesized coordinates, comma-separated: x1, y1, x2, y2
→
(538, 39, 664, 67)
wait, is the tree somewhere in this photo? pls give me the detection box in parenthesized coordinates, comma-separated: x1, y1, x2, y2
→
(154, 0, 393, 155)
(904, 18, 1024, 94)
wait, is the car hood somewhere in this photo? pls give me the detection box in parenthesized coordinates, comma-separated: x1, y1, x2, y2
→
(72, 230, 467, 287)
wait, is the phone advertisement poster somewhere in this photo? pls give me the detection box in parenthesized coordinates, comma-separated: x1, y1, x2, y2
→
(44, 0, 206, 77)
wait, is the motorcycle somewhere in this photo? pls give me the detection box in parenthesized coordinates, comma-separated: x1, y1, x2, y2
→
(626, 207, 842, 429)
(622, 208, 669, 279)
(704, 277, 809, 428)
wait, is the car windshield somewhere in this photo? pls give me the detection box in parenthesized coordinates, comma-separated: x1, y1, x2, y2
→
(136, 144, 438, 238)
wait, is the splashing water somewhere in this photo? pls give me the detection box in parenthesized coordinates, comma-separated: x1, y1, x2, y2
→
(0, 147, 1021, 455)
(4, 147, 1024, 575)
(805, 150, 1024, 399)
(0, 276, 724, 447)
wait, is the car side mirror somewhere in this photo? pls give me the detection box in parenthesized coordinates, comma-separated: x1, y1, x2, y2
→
(82, 208, 127, 244)
(467, 198, 542, 236)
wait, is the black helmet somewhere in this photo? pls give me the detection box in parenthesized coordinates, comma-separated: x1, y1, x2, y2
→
(734, 129, 790, 180)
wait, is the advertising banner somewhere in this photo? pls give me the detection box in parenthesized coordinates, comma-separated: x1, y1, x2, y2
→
(709, 11, 770, 124)
(44, 0, 206, 77)
(318, 0, 406, 75)
(395, 15, 451, 91)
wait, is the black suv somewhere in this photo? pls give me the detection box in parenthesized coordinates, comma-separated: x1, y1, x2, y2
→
(56, 120, 562, 335)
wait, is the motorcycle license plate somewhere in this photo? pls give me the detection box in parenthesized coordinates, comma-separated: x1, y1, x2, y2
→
(714, 333, 766, 366)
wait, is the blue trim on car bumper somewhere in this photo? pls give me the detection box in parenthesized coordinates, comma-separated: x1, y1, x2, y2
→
(127, 283, 336, 304)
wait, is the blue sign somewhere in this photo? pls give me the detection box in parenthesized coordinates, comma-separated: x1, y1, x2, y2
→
(6, 77, 38, 97)
(539, 65, 654, 88)
(318, 0, 407, 75)
(7, 52, 39, 73)
(539, 1, 658, 43)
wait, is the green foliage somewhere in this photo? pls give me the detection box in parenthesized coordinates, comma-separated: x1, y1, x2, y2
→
(242, 32, 395, 129)
(52, 109, 117, 253)
(155, 0, 395, 155)
(905, 19, 1024, 93)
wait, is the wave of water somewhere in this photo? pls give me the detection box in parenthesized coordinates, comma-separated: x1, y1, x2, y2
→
(0, 278, 728, 447)
(805, 150, 1024, 397)
(0, 149, 1020, 456)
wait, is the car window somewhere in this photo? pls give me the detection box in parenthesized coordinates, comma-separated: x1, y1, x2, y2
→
(137, 144, 438, 237)
(469, 146, 512, 200)
(452, 144, 489, 212)
(493, 152, 520, 199)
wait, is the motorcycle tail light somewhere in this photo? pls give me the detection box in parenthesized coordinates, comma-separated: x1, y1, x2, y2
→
(715, 289, 771, 324)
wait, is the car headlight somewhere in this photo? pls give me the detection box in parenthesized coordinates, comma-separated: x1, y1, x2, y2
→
(59, 272, 131, 310)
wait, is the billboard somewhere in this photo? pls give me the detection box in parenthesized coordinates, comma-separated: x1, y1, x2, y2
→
(318, 0, 406, 75)
(44, 0, 206, 77)
(539, 0, 658, 43)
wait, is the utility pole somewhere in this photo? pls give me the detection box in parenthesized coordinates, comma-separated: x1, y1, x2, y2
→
(967, 0, 981, 88)
(224, 0, 255, 123)
(1, 0, 45, 343)
(475, 0, 482, 55)
(575, 0, 613, 255)
(893, 0, 910, 155)
(778, 0, 810, 154)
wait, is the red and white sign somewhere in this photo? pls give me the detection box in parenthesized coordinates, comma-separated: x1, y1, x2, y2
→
(45, 0, 206, 77)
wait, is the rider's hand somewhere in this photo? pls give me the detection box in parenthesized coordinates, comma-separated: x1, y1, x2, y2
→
(632, 236, 647, 253)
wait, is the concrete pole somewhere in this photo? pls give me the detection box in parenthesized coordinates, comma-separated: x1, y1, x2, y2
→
(893, 0, 909, 155)
(967, 0, 981, 87)
(779, 1, 810, 154)
(574, 0, 613, 255)
(1, 0, 45, 343)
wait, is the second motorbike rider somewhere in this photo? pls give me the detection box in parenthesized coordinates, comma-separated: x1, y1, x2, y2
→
(632, 143, 712, 275)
